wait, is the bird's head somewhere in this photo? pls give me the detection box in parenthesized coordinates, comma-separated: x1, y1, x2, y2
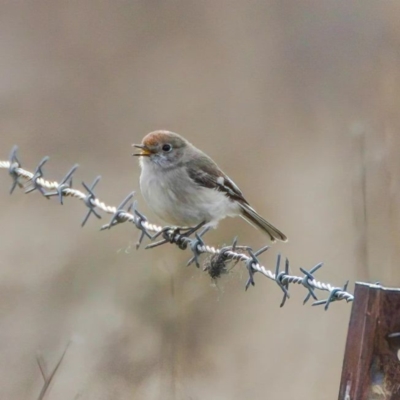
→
(133, 130, 188, 169)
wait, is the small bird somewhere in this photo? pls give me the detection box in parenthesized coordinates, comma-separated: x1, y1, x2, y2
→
(133, 131, 287, 242)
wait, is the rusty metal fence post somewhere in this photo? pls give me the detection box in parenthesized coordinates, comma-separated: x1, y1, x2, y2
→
(339, 283, 400, 399)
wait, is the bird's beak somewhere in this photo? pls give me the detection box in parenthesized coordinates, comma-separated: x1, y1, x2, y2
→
(132, 144, 152, 157)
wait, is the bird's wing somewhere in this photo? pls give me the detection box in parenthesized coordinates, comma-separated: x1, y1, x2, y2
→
(186, 151, 287, 242)
(186, 156, 249, 204)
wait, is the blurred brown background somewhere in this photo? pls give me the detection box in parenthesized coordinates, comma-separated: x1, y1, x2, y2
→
(1, 1, 400, 399)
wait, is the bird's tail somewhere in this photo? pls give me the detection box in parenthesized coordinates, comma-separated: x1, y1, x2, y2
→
(239, 203, 287, 243)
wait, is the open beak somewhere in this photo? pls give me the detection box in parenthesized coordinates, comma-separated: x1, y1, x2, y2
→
(132, 144, 152, 157)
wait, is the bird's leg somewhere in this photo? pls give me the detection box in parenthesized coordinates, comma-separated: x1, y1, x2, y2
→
(146, 221, 206, 250)
(153, 221, 206, 240)
(178, 220, 207, 237)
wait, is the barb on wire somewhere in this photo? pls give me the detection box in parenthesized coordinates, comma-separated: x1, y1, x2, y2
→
(100, 191, 135, 230)
(8, 146, 23, 194)
(0, 146, 355, 309)
(25, 156, 50, 198)
(81, 176, 102, 226)
(132, 201, 152, 249)
(274, 254, 290, 307)
(187, 226, 211, 268)
(45, 164, 79, 204)
(145, 225, 177, 250)
(300, 263, 322, 305)
(312, 280, 350, 310)
(244, 245, 270, 290)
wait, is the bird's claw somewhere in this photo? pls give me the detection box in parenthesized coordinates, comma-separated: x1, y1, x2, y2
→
(145, 221, 206, 250)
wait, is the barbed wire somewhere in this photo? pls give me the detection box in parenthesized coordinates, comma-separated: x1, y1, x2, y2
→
(0, 146, 354, 309)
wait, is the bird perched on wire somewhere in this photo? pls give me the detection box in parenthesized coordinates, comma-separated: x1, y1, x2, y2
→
(133, 130, 287, 242)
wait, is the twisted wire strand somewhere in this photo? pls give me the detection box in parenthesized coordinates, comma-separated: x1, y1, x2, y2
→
(0, 156, 354, 307)
(0, 160, 162, 232)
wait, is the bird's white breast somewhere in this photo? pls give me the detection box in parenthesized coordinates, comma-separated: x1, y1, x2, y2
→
(139, 159, 240, 226)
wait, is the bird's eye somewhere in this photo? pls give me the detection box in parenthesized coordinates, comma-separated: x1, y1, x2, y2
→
(162, 144, 172, 152)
